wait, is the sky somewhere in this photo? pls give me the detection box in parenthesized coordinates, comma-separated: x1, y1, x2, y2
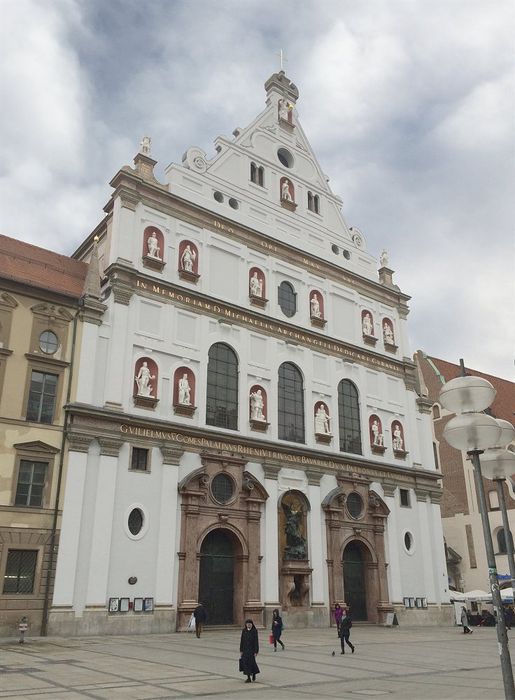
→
(1, 0, 514, 381)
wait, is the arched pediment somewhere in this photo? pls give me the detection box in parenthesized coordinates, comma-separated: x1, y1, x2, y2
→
(0, 292, 18, 309)
(242, 471, 268, 501)
(322, 486, 389, 517)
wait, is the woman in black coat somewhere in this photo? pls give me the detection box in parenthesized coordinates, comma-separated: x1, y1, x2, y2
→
(271, 608, 285, 651)
(240, 619, 260, 683)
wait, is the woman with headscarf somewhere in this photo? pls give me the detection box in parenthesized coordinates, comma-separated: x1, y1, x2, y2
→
(240, 619, 260, 683)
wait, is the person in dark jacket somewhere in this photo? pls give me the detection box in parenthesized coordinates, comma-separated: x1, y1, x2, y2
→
(333, 603, 343, 634)
(271, 608, 285, 651)
(193, 603, 207, 638)
(240, 619, 260, 683)
(339, 608, 355, 654)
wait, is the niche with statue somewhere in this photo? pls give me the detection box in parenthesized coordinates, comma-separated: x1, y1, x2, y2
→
(279, 490, 312, 609)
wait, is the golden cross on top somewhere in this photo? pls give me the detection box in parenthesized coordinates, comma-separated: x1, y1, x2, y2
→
(276, 49, 287, 72)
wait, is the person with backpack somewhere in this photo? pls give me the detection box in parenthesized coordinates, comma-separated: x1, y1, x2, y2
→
(339, 607, 355, 654)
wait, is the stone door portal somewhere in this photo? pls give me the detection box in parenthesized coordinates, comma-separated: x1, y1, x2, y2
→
(199, 529, 235, 625)
(343, 541, 368, 621)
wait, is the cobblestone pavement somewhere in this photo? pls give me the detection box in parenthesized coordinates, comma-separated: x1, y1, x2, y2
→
(0, 625, 512, 699)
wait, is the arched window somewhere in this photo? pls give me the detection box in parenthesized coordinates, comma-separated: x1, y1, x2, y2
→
(250, 162, 265, 187)
(497, 528, 514, 554)
(278, 281, 296, 317)
(206, 343, 238, 430)
(278, 362, 304, 443)
(314, 194, 320, 214)
(338, 380, 362, 454)
(307, 191, 314, 211)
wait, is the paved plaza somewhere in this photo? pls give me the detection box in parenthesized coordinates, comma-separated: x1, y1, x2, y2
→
(0, 624, 513, 699)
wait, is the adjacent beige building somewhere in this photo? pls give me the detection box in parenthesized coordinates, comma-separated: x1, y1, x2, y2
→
(0, 234, 87, 636)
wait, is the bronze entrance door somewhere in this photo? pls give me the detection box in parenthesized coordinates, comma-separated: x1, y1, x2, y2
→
(343, 541, 367, 621)
(199, 529, 235, 625)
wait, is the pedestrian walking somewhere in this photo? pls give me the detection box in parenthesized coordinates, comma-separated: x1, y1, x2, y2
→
(333, 603, 343, 634)
(240, 619, 260, 683)
(193, 602, 207, 638)
(339, 607, 355, 654)
(461, 606, 473, 634)
(271, 608, 285, 651)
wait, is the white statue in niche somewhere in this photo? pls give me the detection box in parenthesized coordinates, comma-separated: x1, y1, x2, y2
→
(393, 425, 404, 451)
(135, 361, 155, 397)
(147, 231, 161, 259)
(181, 244, 196, 272)
(281, 179, 293, 202)
(250, 389, 266, 421)
(278, 98, 292, 122)
(383, 322, 395, 345)
(315, 405, 331, 434)
(371, 419, 384, 446)
(310, 294, 322, 318)
(380, 249, 389, 267)
(362, 312, 373, 336)
(249, 271, 263, 297)
(178, 373, 191, 405)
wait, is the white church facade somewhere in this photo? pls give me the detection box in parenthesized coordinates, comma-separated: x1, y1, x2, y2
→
(48, 71, 451, 635)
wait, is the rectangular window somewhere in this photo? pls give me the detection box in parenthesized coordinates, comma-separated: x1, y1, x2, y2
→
(3, 550, 38, 594)
(131, 448, 149, 471)
(26, 370, 58, 423)
(399, 489, 410, 507)
(15, 460, 47, 507)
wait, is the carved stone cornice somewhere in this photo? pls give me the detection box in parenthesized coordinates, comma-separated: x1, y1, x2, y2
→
(160, 445, 184, 465)
(428, 488, 443, 505)
(304, 468, 323, 486)
(262, 462, 282, 480)
(98, 436, 124, 457)
(414, 488, 430, 503)
(117, 188, 140, 211)
(416, 397, 433, 414)
(79, 297, 107, 325)
(67, 432, 93, 453)
(381, 481, 397, 498)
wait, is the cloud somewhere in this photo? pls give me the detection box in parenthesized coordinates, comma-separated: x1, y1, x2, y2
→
(0, 0, 513, 377)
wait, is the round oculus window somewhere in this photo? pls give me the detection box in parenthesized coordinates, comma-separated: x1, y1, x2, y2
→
(277, 147, 294, 168)
(404, 532, 413, 551)
(211, 473, 235, 504)
(213, 191, 224, 203)
(128, 508, 144, 536)
(39, 330, 59, 354)
(347, 492, 364, 519)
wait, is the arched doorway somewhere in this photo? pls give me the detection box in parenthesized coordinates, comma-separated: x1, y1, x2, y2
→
(199, 529, 235, 625)
(343, 541, 368, 621)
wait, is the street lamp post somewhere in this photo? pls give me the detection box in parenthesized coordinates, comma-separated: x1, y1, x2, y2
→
(481, 433, 515, 594)
(440, 365, 515, 700)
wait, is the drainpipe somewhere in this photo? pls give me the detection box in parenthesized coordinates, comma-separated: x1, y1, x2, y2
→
(40, 301, 80, 636)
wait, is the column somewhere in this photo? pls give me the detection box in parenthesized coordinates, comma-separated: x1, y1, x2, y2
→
(306, 468, 325, 604)
(428, 489, 448, 602)
(415, 488, 436, 602)
(52, 435, 92, 606)
(103, 298, 131, 409)
(382, 481, 402, 602)
(155, 446, 183, 604)
(85, 437, 123, 604)
(263, 462, 281, 605)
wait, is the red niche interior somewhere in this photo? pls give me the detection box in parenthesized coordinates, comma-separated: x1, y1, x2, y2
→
(249, 267, 266, 297)
(173, 367, 196, 406)
(143, 226, 164, 259)
(178, 240, 199, 274)
(309, 290, 324, 318)
(280, 176, 295, 202)
(134, 357, 159, 398)
(361, 310, 374, 335)
(391, 421, 405, 451)
(382, 318, 395, 343)
(249, 384, 267, 420)
(369, 414, 383, 444)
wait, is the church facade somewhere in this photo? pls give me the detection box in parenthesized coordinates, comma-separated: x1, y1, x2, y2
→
(48, 72, 450, 636)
